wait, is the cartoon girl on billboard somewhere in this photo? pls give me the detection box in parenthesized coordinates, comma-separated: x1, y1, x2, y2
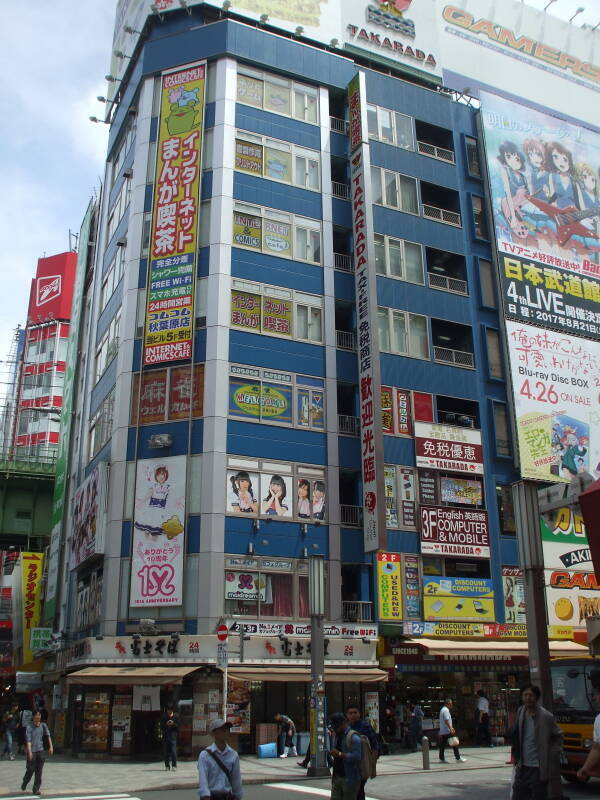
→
(497, 141, 531, 240)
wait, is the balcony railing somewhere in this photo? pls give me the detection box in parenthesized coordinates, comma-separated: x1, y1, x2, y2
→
(342, 601, 374, 623)
(332, 181, 351, 200)
(340, 505, 363, 527)
(428, 272, 468, 296)
(336, 330, 357, 351)
(417, 140, 455, 163)
(433, 346, 475, 369)
(330, 116, 349, 135)
(338, 414, 360, 436)
(334, 253, 353, 273)
(422, 204, 462, 227)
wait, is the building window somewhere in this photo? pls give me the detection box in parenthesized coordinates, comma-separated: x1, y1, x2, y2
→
(130, 365, 204, 425)
(233, 203, 321, 265)
(375, 234, 424, 284)
(226, 456, 327, 522)
(224, 557, 315, 618)
(235, 132, 320, 191)
(496, 484, 516, 535)
(371, 167, 418, 214)
(478, 258, 496, 308)
(95, 313, 121, 383)
(110, 115, 136, 188)
(485, 328, 503, 379)
(492, 402, 511, 457)
(377, 308, 429, 359)
(465, 136, 481, 178)
(228, 365, 324, 430)
(367, 104, 414, 150)
(236, 67, 319, 125)
(472, 195, 488, 239)
(106, 177, 131, 243)
(100, 248, 126, 313)
(89, 390, 115, 459)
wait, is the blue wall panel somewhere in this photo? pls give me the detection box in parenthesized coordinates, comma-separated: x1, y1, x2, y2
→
(338, 435, 360, 469)
(233, 173, 322, 219)
(121, 521, 132, 557)
(230, 330, 325, 376)
(225, 515, 328, 559)
(231, 248, 323, 295)
(235, 105, 321, 151)
(227, 420, 327, 464)
(187, 515, 200, 553)
(136, 421, 189, 460)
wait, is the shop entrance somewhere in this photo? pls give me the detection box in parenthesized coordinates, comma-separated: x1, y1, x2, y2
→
(131, 710, 162, 758)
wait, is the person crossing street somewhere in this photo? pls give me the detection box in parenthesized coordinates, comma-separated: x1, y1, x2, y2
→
(21, 711, 53, 796)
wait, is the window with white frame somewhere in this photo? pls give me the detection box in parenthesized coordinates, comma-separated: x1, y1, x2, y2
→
(377, 307, 429, 359)
(235, 131, 320, 191)
(95, 312, 121, 382)
(100, 248, 126, 312)
(374, 233, 424, 284)
(89, 389, 115, 459)
(224, 555, 315, 619)
(233, 202, 321, 264)
(236, 67, 319, 124)
(367, 104, 414, 150)
(110, 115, 136, 188)
(371, 166, 418, 214)
(230, 279, 323, 344)
(106, 177, 131, 243)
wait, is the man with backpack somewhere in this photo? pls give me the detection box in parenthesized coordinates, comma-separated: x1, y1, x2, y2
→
(328, 712, 362, 800)
(345, 704, 378, 800)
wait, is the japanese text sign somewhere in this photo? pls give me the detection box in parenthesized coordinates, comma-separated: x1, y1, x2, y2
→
(143, 62, 206, 365)
(415, 422, 484, 474)
(377, 553, 402, 621)
(420, 506, 490, 559)
(21, 552, 44, 665)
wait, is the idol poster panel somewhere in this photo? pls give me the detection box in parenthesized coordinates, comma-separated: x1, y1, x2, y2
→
(480, 91, 600, 277)
(130, 455, 186, 607)
(505, 320, 600, 482)
(70, 464, 108, 569)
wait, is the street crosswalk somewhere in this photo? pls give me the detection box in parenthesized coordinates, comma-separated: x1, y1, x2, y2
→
(265, 784, 378, 800)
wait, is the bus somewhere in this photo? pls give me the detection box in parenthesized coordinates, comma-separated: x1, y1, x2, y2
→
(551, 657, 600, 782)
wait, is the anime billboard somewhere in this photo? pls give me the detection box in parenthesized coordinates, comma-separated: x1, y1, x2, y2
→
(481, 92, 600, 280)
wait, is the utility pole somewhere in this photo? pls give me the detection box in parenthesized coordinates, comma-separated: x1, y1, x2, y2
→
(308, 555, 329, 777)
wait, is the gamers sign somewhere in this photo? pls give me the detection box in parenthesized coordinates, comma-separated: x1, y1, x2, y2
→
(347, 0, 437, 70)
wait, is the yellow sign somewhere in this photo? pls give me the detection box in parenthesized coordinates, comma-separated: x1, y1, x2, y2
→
(262, 219, 292, 257)
(548, 625, 575, 640)
(143, 62, 206, 365)
(235, 139, 263, 175)
(21, 552, 44, 665)
(262, 296, 292, 336)
(233, 211, 261, 250)
(423, 576, 495, 623)
(377, 553, 402, 621)
(231, 290, 261, 330)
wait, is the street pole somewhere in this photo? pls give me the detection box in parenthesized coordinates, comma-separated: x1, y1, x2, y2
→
(308, 555, 330, 777)
(512, 480, 553, 710)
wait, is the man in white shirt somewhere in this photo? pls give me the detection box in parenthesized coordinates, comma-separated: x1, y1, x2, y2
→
(578, 683, 600, 781)
(198, 719, 243, 800)
(476, 690, 492, 747)
(438, 699, 466, 764)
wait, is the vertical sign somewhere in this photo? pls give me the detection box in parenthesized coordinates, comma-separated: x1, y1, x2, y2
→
(143, 62, 206, 365)
(348, 71, 386, 552)
(21, 552, 44, 665)
(377, 552, 402, 621)
(45, 202, 94, 622)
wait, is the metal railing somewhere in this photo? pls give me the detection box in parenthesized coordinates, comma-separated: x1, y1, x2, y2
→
(433, 346, 475, 369)
(417, 140, 455, 163)
(330, 116, 349, 135)
(336, 330, 357, 351)
(332, 181, 351, 200)
(338, 414, 360, 436)
(422, 204, 462, 227)
(340, 505, 363, 527)
(342, 601, 374, 623)
(428, 272, 468, 296)
(334, 253, 353, 273)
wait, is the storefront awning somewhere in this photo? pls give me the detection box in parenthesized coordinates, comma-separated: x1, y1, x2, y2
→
(227, 666, 388, 683)
(404, 638, 587, 659)
(66, 665, 198, 685)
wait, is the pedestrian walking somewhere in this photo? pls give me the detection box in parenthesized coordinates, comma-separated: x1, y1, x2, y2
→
(17, 707, 32, 754)
(328, 711, 362, 800)
(345, 704, 378, 800)
(407, 702, 424, 752)
(476, 690, 492, 747)
(198, 718, 243, 800)
(511, 684, 562, 800)
(438, 699, 466, 764)
(2, 702, 19, 759)
(161, 707, 178, 771)
(578, 677, 600, 781)
(21, 711, 53, 796)
(274, 711, 297, 758)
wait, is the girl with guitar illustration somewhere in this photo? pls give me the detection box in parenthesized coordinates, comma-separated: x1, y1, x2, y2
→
(497, 141, 530, 240)
(575, 162, 600, 260)
(546, 141, 584, 211)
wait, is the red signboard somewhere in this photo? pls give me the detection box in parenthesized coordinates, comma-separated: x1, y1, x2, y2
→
(415, 422, 484, 475)
(420, 505, 490, 558)
(395, 389, 412, 436)
(27, 252, 77, 324)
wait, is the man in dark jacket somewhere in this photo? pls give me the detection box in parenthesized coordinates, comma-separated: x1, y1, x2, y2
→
(161, 708, 178, 771)
(511, 685, 562, 800)
(345, 704, 378, 800)
(329, 712, 362, 800)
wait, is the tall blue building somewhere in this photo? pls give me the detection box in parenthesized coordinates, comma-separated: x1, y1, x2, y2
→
(42, 1, 556, 758)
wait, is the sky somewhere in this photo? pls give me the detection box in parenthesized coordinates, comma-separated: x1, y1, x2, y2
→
(0, 0, 597, 392)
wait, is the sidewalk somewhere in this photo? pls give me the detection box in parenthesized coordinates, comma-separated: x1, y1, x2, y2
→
(0, 746, 512, 795)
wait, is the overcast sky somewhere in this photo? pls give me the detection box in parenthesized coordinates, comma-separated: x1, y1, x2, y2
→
(0, 0, 597, 392)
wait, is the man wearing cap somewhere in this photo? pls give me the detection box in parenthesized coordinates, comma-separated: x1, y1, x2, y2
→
(198, 719, 243, 800)
(328, 711, 362, 800)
